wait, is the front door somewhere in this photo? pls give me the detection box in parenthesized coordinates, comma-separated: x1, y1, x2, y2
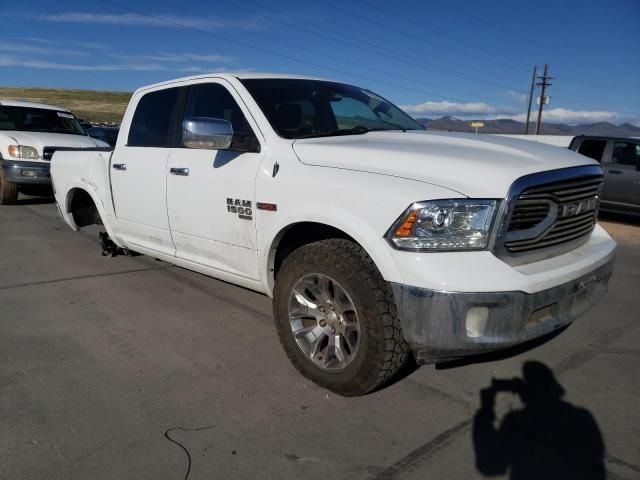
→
(166, 80, 264, 280)
(111, 86, 182, 255)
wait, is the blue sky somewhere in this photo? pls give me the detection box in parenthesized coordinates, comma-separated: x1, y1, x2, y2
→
(1, 0, 639, 125)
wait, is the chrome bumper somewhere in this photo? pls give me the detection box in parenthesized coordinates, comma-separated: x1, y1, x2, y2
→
(390, 253, 615, 363)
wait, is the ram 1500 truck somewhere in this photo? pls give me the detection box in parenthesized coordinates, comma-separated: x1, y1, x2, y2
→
(50, 73, 616, 396)
(0, 100, 109, 204)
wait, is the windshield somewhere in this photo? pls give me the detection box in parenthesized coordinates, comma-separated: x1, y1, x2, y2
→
(240, 79, 423, 139)
(0, 106, 86, 136)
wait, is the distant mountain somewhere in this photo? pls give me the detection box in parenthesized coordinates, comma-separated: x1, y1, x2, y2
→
(416, 117, 640, 137)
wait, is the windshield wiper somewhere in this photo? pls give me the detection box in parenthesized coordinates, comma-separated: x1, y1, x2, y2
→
(295, 126, 417, 139)
(295, 126, 373, 139)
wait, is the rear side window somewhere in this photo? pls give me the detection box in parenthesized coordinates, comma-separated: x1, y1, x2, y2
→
(128, 88, 179, 147)
(612, 141, 640, 166)
(577, 139, 606, 162)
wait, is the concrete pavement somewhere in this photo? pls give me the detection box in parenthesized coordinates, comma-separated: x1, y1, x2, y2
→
(1, 201, 638, 479)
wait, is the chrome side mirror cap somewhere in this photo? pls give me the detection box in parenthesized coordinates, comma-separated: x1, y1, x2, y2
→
(182, 117, 233, 150)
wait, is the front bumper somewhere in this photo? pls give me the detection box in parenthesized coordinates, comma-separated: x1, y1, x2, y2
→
(0, 159, 51, 185)
(390, 252, 615, 363)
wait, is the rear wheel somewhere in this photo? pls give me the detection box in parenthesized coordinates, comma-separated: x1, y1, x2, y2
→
(0, 171, 18, 205)
(273, 239, 409, 396)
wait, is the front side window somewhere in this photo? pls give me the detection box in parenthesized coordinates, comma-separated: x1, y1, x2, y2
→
(0, 106, 85, 135)
(241, 79, 423, 139)
(183, 83, 256, 150)
(612, 141, 640, 167)
(577, 139, 607, 162)
(128, 88, 180, 147)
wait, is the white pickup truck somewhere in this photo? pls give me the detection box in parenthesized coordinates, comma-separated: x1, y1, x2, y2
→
(51, 73, 616, 396)
(0, 100, 108, 204)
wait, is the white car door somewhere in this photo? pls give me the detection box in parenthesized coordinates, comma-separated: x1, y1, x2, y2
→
(166, 80, 264, 280)
(110, 86, 181, 255)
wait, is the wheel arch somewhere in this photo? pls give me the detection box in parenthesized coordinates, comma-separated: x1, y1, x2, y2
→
(265, 220, 400, 295)
(65, 187, 102, 228)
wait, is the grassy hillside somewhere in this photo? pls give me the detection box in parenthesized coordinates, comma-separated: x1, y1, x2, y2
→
(0, 87, 131, 124)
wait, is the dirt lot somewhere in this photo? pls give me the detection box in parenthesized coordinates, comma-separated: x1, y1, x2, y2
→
(600, 220, 640, 246)
(1, 202, 638, 479)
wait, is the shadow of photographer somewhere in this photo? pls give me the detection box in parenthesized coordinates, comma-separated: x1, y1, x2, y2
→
(473, 361, 605, 479)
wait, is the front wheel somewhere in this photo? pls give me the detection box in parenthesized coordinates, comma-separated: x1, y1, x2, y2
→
(0, 171, 18, 205)
(273, 239, 409, 396)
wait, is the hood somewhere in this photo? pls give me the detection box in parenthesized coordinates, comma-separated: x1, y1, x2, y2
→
(292, 131, 596, 198)
(1, 130, 106, 156)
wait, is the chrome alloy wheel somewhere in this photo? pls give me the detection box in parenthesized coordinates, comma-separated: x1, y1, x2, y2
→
(287, 273, 361, 371)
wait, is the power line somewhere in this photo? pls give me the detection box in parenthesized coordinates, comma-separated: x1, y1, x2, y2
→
(434, 0, 636, 98)
(435, 0, 572, 57)
(314, 0, 531, 73)
(309, 0, 529, 93)
(91, 0, 520, 109)
(217, 0, 529, 95)
(94, 0, 627, 120)
(304, 2, 635, 113)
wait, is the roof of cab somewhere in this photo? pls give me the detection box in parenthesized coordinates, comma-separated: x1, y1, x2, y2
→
(135, 72, 335, 93)
(0, 99, 71, 112)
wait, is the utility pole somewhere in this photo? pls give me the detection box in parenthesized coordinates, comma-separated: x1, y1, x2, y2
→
(535, 64, 553, 135)
(524, 65, 537, 134)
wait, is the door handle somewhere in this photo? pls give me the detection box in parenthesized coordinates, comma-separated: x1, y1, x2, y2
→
(112, 163, 127, 171)
(608, 169, 623, 174)
(170, 167, 190, 176)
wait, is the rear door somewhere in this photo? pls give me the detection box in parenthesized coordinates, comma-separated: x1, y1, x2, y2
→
(110, 86, 182, 255)
(602, 140, 640, 210)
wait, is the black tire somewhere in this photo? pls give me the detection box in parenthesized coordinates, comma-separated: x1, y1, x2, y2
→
(273, 239, 410, 396)
(0, 171, 18, 205)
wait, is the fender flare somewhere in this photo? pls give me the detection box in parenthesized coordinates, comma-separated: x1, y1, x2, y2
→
(62, 182, 123, 247)
(260, 213, 402, 295)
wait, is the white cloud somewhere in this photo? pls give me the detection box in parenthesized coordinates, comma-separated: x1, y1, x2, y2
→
(0, 41, 87, 57)
(0, 54, 208, 72)
(23, 37, 54, 45)
(401, 99, 635, 125)
(36, 12, 256, 30)
(109, 52, 231, 64)
(506, 108, 619, 125)
(400, 100, 515, 116)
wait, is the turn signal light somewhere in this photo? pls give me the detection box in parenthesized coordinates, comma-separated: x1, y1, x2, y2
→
(394, 211, 417, 237)
(8, 145, 39, 159)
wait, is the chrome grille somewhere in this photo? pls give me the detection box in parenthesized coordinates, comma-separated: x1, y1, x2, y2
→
(42, 147, 58, 161)
(508, 201, 551, 231)
(504, 173, 603, 255)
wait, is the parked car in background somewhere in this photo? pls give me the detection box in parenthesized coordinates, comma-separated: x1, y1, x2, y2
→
(0, 100, 109, 204)
(86, 125, 119, 147)
(569, 135, 640, 217)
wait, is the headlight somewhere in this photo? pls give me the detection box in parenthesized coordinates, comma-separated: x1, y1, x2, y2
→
(386, 199, 498, 251)
(8, 145, 39, 160)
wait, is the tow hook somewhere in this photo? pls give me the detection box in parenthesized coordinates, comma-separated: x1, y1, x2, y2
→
(99, 231, 127, 257)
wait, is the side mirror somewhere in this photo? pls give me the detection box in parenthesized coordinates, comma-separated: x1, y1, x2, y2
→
(182, 117, 233, 150)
